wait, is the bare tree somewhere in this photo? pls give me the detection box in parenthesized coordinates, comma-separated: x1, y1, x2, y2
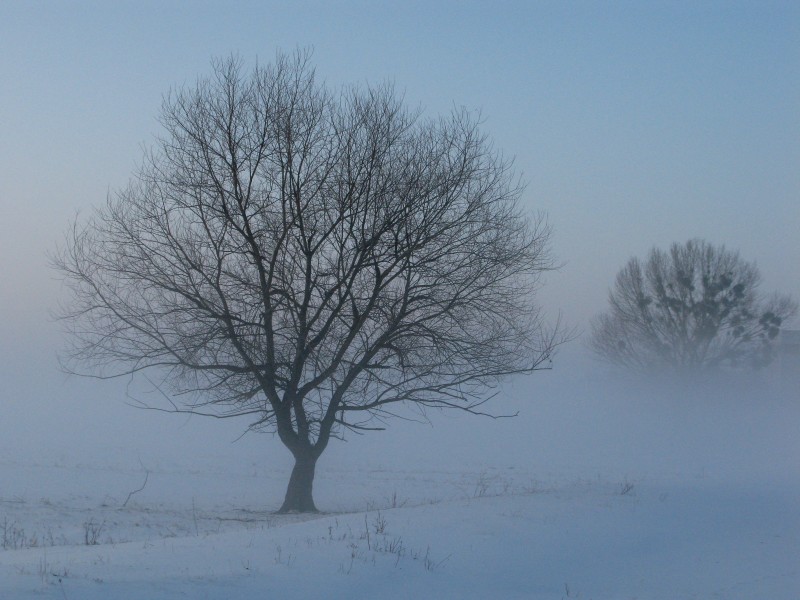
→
(53, 51, 558, 513)
(590, 239, 797, 374)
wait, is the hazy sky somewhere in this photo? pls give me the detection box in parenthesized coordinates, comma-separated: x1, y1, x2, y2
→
(1, 0, 798, 363)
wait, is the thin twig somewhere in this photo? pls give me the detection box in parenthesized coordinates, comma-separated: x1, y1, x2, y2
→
(122, 462, 150, 508)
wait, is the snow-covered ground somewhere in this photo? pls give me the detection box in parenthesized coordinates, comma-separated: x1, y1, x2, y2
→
(1, 355, 799, 598)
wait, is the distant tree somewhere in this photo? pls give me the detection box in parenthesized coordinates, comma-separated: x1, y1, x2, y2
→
(53, 52, 559, 513)
(590, 239, 797, 374)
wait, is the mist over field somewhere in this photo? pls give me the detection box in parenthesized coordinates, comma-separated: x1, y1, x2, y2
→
(3, 318, 798, 498)
(2, 326, 797, 488)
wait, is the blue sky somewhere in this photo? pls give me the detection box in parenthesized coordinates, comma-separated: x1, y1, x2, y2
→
(1, 0, 798, 359)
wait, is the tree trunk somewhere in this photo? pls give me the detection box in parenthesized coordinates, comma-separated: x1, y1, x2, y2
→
(277, 448, 319, 513)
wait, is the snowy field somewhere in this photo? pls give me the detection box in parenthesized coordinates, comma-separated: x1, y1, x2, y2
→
(1, 351, 799, 599)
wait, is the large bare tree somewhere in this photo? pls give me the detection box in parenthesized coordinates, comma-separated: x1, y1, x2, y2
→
(54, 52, 557, 512)
(590, 239, 796, 374)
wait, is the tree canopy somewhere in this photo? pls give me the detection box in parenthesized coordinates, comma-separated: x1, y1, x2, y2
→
(590, 239, 796, 374)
